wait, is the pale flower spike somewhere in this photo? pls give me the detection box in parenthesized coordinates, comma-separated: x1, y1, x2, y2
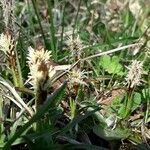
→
(125, 60, 143, 88)
(27, 47, 56, 90)
(0, 33, 14, 54)
(68, 69, 87, 86)
(27, 46, 51, 65)
(67, 35, 83, 57)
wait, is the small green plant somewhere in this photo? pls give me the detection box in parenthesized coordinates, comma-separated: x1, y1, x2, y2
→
(100, 55, 124, 76)
(0, 0, 149, 149)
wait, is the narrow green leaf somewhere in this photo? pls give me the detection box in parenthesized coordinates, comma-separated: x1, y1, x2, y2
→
(60, 107, 100, 134)
(3, 82, 66, 150)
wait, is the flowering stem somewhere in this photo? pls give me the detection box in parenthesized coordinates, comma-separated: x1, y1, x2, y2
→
(70, 99, 77, 120)
(10, 55, 24, 88)
(11, 67, 19, 87)
(35, 88, 47, 111)
(47, 0, 57, 60)
(124, 88, 134, 118)
(35, 88, 47, 131)
(13, 50, 24, 88)
(31, 0, 47, 48)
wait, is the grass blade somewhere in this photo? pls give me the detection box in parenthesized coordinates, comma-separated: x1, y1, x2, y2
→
(3, 82, 66, 149)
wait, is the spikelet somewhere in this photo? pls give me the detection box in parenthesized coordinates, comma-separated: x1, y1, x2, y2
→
(0, 31, 23, 87)
(0, 32, 17, 69)
(0, 0, 16, 32)
(27, 47, 56, 91)
(125, 60, 143, 88)
(68, 69, 87, 86)
(0, 33, 13, 71)
(0, 32, 17, 68)
(66, 35, 83, 60)
(0, 32, 14, 54)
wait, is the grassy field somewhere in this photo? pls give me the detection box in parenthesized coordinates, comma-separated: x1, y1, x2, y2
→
(0, 0, 150, 149)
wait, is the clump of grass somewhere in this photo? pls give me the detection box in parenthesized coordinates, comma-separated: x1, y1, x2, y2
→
(0, 0, 149, 149)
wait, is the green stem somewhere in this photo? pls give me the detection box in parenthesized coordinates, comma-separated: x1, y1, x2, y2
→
(31, 0, 47, 47)
(11, 67, 19, 87)
(16, 52, 24, 87)
(27, 0, 35, 35)
(72, 0, 82, 38)
(47, 0, 57, 60)
(10, 45, 24, 88)
(124, 88, 134, 118)
(35, 88, 47, 131)
(60, 4, 66, 52)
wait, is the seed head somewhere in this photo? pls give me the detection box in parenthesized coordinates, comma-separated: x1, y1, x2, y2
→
(66, 35, 83, 57)
(68, 69, 87, 86)
(0, 32, 17, 71)
(0, 0, 16, 31)
(27, 47, 56, 90)
(0, 33, 14, 54)
(27, 46, 51, 66)
(125, 60, 143, 88)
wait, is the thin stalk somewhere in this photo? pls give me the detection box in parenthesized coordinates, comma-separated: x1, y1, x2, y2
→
(72, 0, 82, 38)
(11, 67, 19, 87)
(15, 50, 24, 88)
(35, 87, 48, 131)
(0, 94, 4, 135)
(47, 0, 57, 60)
(60, 3, 66, 51)
(27, 0, 35, 36)
(35, 88, 47, 111)
(124, 87, 134, 118)
(82, 43, 141, 61)
(70, 99, 77, 120)
(144, 76, 150, 123)
(9, 42, 24, 88)
(31, 0, 47, 47)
